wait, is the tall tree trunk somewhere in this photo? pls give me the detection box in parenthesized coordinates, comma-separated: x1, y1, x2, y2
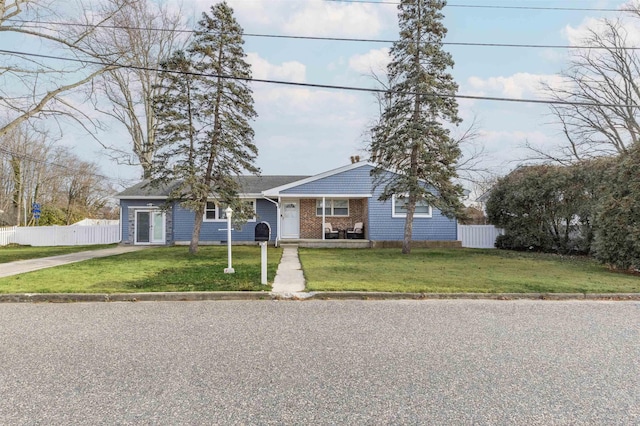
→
(402, 191, 417, 254)
(403, 145, 419, 255)
(10, 156, 21, 226)
(190, 202, 205, 254)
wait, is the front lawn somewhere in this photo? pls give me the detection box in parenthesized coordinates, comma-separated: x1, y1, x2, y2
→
(0, 244, 117, 264)
(0, 246, 282, 293)
(299, 248, 640, 293)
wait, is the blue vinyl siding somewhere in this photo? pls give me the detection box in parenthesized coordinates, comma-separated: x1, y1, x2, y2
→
(279, 163, 457, 241)
(368, 197, 457, 241)
(173, 198, 278, 243)
(281, 165, 374, 195)
(367, 171, 457, 241)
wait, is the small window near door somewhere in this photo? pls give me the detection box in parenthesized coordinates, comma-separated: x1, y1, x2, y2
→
(316, 199, 349, 217)
(204, 200, 256, 221)
(205, 202, 217, 220)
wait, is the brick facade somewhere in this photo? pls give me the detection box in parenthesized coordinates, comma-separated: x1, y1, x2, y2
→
(299, 198, 368, 239)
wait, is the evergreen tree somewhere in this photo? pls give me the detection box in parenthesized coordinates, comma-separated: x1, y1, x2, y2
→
(370, 0, 463, 254)
(153, 2, 258, 254)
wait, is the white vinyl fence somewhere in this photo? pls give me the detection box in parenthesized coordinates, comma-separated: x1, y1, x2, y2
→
(458, 225, 504, 249)
(0, 225, 120, 247)
(0, 226, 18, 246)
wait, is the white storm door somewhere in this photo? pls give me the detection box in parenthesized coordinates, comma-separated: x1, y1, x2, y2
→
(281, 200, 300, 239)
(150, 211, 165, 243)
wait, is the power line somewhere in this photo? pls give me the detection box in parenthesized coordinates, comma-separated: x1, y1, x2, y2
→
(323, 0, 635, 12)
(243, 33, 639, 50)
(6, 19, 640, 50)
(1, 48, 637, 109)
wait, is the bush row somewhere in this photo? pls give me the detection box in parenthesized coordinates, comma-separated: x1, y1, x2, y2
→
(486, 147, 640, 271)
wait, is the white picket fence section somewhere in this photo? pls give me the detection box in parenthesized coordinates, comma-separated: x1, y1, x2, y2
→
(458, 225, 504, 249)
(0, 225, 120, 247)
(0, 226, 18, 246)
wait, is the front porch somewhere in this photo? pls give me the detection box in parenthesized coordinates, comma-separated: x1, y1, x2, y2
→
(298, 197, 369, 240)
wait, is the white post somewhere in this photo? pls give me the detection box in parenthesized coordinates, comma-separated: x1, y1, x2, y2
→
(322, 196, 326, 240)
(224, 207, 235, 274)
(260, 241, 267, 284)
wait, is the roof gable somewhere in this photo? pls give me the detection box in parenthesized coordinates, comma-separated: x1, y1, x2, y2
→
(263, 162, 374, 196)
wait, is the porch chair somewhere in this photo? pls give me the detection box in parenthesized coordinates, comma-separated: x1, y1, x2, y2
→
(324, 222, 339, 239)
(346, 222, 364, 239)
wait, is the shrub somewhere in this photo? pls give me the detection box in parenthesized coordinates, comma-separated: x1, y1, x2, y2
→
(487, 161, 611, 254)
(593, 147, 640, 271)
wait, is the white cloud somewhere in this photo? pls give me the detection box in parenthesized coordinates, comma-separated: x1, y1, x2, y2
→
(563, 3, 640, 47)
(563, 17, 604, 46)
(254, 86, 359, 117)
(246, 53, 306, 83)
(251, 85, 371, 174)
(282, 1, 387, 37)
(189, 0, 393, 37)
(348, 48, 390, 75)
(466, 73, 564, 99)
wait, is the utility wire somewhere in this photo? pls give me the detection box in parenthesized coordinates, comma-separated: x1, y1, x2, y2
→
(1, 48, 637, 109)
(5, 19, 640, 50)
(323, 0, 635, 12)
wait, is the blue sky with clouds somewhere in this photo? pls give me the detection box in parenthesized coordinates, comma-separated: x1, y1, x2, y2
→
(58, 0, 637, 187)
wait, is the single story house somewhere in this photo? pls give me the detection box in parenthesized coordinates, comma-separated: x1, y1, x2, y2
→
(115, 161, 461, 247)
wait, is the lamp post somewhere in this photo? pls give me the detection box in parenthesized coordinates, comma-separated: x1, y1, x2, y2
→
(224, 207, 235, 274)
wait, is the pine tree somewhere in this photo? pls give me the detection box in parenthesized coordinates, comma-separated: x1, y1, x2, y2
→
(370, 0, 464, 254)
(153, 2, 258, 254)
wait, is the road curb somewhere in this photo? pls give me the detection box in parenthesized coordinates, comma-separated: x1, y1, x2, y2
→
(0, 292, 272, 303)
(0, 291, 639, 303)
(305, 292, 640, 301)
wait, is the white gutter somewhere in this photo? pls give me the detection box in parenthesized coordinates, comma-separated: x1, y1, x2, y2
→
(262, 196, 280, 247)
(263, 193, 372, 198)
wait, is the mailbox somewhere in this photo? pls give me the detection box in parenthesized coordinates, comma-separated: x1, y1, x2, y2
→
(255, 222, 271, 242)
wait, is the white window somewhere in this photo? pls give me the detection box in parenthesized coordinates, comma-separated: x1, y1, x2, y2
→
(205, 201, 218, 221)
(392, 194, 432, 218)
(316, 199, 349, 217)
(204, 199, 256, 221)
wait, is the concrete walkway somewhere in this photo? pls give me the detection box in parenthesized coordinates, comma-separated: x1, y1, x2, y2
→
(0, 246, 147, 278)
(271, 245, 306, 294)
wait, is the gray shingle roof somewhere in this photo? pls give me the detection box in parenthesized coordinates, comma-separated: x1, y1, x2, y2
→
(236, 175, 309, 194)
(116, 175, 310, 198)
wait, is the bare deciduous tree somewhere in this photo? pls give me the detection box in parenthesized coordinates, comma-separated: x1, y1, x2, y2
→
(541, 17, 640, 162)
(0, 0, 129, 138)
(79, 0, 185, 179)
(0, 121, 113, 226)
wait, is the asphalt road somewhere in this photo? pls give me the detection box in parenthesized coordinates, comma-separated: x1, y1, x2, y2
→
(0, 300, 638, 425)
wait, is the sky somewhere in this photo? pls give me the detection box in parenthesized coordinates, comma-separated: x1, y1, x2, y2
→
(7, 0, 640, 193)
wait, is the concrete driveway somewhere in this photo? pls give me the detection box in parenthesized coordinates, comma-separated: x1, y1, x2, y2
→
(0, 246, 147, 278)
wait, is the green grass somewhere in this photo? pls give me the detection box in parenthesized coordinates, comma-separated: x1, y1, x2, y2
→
(0, 246, 282, 293)
(0, 244, 117, 264)
(3, 245, 638, 294)
(299, 248, 640, 293)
